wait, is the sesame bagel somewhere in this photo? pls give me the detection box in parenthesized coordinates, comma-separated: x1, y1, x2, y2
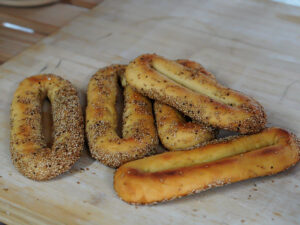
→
(114, 127, 300, 204)
(10, 74, 84, 181)
(125, 54, 267, 134)
(86, 65, 158, 168)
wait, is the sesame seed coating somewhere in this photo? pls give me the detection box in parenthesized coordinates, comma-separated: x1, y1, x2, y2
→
(125, 54, 267, 134)
(86, 65, 158, 168)
(175, 59, 216, 81)
(154, 101, 216, 151)
(10, 74, 84, 181)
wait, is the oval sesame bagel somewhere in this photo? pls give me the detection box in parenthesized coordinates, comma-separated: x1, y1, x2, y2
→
(114, 127, 300, 205)
(86, 65, 158, 168)
(125, 54, 267, 134)
(154, 59, 217, 151)
(10, 74, 84, 181)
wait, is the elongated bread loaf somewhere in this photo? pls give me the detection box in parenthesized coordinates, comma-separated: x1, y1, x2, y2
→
(125, 54, 266, 134)
(114, 127, 299, 204)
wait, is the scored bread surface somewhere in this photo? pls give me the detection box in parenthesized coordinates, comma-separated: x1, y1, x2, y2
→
(125, 54, 267, 134)
(114, 127, 300, 204)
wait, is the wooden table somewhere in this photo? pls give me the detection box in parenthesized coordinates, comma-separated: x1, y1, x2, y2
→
(0, 0, 103, 64)
(0, 0, 299, 224)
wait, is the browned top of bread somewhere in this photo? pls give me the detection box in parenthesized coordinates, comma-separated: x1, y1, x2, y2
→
(114, 127, 300, 204)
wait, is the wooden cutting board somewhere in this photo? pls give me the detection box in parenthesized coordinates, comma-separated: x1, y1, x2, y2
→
(0, 0, 300, 224)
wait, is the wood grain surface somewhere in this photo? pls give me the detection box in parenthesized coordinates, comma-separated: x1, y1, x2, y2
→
(0, 0, 300, 224)
(0, 3, 89, 64)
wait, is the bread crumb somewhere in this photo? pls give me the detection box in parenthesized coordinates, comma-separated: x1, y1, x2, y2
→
(273, 212, 281, 217)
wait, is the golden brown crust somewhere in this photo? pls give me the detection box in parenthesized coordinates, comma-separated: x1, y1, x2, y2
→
(10, 74, 84, 181)
(154, 59, 217, 151)
(125, 54, 267, 134)
(175, 59, 216, 81)
(86, 65, 158, 168)
(154, 102, 216, 151)
(114, 127, 300, 204)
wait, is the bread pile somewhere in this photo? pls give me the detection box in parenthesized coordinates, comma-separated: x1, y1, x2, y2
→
(10, 54, 300, 204)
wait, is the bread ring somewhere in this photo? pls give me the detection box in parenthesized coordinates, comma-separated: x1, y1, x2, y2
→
(10, 74, 84, 181)
(86, 65, 158, 168)
(125, 54, 267, 134)
(114, 127, 300, 204)
(154, 59, 217, 151)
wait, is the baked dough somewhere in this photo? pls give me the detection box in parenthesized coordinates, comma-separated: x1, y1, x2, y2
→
(86, 65, 158, 168)
(10, 74, 84, 180)
(125, 54, 267, 134)
(175, 59, 216, 81)
(154, 59, 216, 150)
(114, 127, 300, 204)
(154, 102, 216, 151)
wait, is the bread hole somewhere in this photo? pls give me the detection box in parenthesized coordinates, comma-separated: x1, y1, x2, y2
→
(115, 78, 125, 137)
(41, 97, 53, 148)
(182, 113, 192, 122)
